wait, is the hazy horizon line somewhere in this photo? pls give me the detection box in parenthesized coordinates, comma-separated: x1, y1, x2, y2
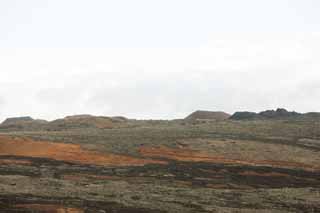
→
(2, 107, 320, 123)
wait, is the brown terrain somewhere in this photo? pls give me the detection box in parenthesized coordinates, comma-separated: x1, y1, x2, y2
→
(0, 110, 319, 212)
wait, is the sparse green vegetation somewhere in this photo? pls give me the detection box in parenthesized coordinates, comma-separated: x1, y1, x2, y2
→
(0, 116, 319, 212)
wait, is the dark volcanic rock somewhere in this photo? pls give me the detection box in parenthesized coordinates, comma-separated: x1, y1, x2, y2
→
(259, 108, 300, 118)
(230, 108, 309, 120)
(229, 112, 261, 120)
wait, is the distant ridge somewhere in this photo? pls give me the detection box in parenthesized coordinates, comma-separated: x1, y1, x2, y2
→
(185, 110, 230, 121)
(230, 108, 320, 120)
(0, 114, 128, 131)
(1, 108, 320, 131)
(2, 116, 35, 125)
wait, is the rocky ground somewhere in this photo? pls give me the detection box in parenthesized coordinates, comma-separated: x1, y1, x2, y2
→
(0, 115, 319, 212)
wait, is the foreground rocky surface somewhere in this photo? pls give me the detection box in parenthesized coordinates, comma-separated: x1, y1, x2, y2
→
(0, 116, 319, 212)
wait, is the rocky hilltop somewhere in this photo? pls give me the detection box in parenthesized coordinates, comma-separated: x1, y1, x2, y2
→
(230, 108, 320, 120)
(185, 110, 230, 121)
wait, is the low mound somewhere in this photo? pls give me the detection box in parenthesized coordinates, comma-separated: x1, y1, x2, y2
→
(1, 116, 34, 125)
(185, 110, 230, 121)
(0, 115, 130, 131)
(0, 117, 48, 131)
(46, 115, 127, 130)
(111, 116, 128, 122)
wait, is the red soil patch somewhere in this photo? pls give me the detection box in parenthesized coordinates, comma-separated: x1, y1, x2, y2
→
(0, 136, 165, 166)
(139, 146, 318, 171)
(15, 204, 83, 213)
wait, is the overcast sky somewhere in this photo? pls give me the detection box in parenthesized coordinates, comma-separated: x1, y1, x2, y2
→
(1, 0, 320, 121)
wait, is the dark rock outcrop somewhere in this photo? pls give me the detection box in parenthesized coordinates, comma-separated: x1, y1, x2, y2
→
(229, 111, 261, 120)
(259, 108, 300, 118)
(230, 108, 320, 120)
(230, 108, 311, 120)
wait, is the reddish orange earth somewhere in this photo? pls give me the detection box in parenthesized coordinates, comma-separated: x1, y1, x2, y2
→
(1, 135, 318, 171)
(139, 146, 319, 171)
(0, 136, 165, 166)
(15, 204, 83, 213)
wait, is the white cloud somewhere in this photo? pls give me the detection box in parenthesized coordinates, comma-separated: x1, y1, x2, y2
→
(0, 1, 320, 121)
(1, 33, 320, 120)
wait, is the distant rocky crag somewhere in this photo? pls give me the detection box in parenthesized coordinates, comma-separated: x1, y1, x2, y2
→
(230, 108, 320, 120)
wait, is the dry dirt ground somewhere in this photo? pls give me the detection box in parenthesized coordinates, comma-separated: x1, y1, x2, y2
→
(0, 119, 319, 212)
